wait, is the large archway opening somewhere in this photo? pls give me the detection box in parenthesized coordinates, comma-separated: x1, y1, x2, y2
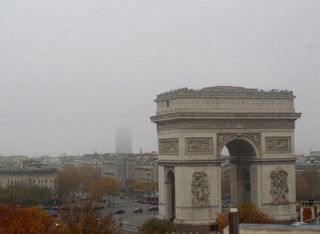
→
(166, 170, 175, 221)
(220, 138, 257, 208)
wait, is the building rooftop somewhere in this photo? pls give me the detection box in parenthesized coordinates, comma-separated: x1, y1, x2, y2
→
(0, 168, 57, 176)
(156, 86, 295, 102)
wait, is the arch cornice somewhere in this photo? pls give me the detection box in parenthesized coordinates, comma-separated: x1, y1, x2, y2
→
(217, 133, 261, 157)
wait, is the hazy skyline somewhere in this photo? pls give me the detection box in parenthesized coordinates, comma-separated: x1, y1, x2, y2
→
(1, 0, 320, 156)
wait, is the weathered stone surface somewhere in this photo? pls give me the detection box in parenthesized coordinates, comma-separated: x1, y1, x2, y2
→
(156, 119, 296, 130)
(156, 86, 294, 101)
(154, 86, 297, 115)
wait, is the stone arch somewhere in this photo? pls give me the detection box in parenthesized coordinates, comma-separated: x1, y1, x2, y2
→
(217, 134, 261, 158)
(165, 168, 175, 220)
(217, 135, 259, 206)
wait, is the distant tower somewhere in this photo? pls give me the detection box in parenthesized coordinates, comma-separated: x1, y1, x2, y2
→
(115, 125, 132, 154)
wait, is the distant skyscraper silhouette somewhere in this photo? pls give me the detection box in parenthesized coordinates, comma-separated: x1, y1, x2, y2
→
(115, 125, 132, 154)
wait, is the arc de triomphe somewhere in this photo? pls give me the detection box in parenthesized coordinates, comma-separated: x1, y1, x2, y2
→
(151, 86, 301, 225)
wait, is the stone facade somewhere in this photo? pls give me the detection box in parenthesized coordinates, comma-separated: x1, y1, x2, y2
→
(0, 156, 27, 169)
(151, 86, 301, 225)
(101, 153, 158, 187)
(0, 168, 57, 190)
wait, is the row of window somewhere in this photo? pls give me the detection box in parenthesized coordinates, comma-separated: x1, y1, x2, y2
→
(0, 178, 54, 184)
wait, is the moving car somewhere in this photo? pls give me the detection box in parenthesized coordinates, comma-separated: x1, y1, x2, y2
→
(133, 208, 143, 214)
(113, 209, 125, 215)
(147, 206, 159, 212)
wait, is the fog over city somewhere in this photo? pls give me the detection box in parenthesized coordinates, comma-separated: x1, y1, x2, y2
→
(0, 0, 319, 156)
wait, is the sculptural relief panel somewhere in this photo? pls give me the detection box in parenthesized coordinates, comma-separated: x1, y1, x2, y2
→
(265, 137, 291, 154)
(191, 171, 209, 207)
(185, 138, 213, 155)
(159, 138, 179, 155)
(270, 167, 289, 204)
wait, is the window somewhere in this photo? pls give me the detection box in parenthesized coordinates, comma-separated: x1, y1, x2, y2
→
(166, 100, 170, 107)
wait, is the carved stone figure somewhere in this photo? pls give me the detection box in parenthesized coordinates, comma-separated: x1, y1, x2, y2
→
(270, 167, 289, 204)
(191, 172, 209, 206)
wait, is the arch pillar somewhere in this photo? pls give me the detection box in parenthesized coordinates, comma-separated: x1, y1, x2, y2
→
(158, 158, 221, 225)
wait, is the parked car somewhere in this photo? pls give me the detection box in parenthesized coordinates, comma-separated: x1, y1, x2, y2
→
(113, 209, 125, 215)
(147, 206, 159, 212)
(133, 208, 143, 214)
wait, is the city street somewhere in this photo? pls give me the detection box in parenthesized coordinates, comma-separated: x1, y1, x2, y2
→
(100, 197, 158, 232)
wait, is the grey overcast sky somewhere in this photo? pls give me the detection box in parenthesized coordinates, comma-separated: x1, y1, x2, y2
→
(0, 0, 319, 156)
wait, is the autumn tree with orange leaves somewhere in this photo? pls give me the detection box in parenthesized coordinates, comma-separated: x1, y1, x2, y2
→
(215, 203, 271, 234)
(221, 178, 230, 196)
(0, 203, 119, 234)
(57, 165, 119, 203)
(88, 176, 120, 200)
(60, 201, 119, 234)
(57, 165, 82, 202)
(296, 169, 320, 201)
(0, 204, 68, 234)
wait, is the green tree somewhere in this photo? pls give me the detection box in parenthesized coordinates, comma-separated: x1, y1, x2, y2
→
(138, 218, 176, 234)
